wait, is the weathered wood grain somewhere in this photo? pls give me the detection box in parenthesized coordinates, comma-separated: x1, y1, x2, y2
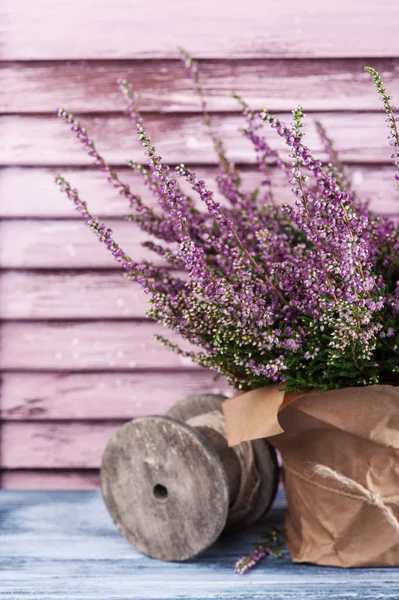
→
(0, 371, 232, 420)
(1, 113, 397, 166)
(1, 470, 100, 490)
(1, 0, 398, 60)
(101, 416, 229, 561)
(1, 490, 398, 599)
(1, 165, 398, 218)
(2, 59, 399, 113)
(0, 321, 198, 370)
(0, 422, 120, 468)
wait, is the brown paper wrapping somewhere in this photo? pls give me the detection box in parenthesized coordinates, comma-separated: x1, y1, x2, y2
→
(223, 384, 399, 567)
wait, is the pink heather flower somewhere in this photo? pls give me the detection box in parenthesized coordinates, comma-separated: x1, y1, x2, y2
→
(234, 547, 270, 575)
(234, 528, 285, 574)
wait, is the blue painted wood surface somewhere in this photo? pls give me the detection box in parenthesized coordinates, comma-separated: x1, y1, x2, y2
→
(1, 489, 399, 599)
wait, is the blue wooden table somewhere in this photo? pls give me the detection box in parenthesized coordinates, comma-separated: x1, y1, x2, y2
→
(1, 489, 398, 599)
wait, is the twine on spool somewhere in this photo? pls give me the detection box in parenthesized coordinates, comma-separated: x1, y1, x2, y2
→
(187, 410, 261, 525)
(285, 461, 399, 535)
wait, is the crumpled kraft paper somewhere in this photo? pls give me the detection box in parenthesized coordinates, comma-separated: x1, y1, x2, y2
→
(223, 384, 399, 567)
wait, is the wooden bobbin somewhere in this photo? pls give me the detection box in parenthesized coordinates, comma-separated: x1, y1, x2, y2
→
(100, 394, 279, 562)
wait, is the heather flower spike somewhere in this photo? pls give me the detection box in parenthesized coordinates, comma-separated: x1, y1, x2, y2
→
(315, 120, 353, 193)
(233, 92, 284, 207)
(179, 48, 236, 176)
(55, 59, 399, 392)
(179, 48, 246, 208)
(57, 107, 178, 243)
(54, 174, 136, 273)
(365, 67, 399, 187)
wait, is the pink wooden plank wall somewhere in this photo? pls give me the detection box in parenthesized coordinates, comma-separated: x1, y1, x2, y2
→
(1, 0, 399, 489)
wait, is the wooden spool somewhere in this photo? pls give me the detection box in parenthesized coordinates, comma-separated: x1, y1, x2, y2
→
(100, 394, 279, 562)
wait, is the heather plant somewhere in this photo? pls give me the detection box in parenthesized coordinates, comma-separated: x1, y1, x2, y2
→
(55, 56, 399, 393)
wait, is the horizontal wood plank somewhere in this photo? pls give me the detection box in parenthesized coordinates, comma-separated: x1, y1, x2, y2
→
(1, 165, 397, 218)
(2, 59, 399, 113)
(1, 470, 100, 490)
(1, 113, 397, 167)
(0, 321, 198, 370)
(0, 371, 231, 420)
(3, 490, 399, 599)
(0, 272, 147, 319)
(0, 422, 119, 468)
(0, 166, 244, 218)
(1, 0, 398, 59)
(0, 219, 162, 269)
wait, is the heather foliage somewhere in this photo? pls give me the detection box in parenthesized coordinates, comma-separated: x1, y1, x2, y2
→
(55, 57, 399, 392)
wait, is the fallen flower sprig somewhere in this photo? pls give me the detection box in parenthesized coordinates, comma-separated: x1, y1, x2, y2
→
(234, 528, 285, 574)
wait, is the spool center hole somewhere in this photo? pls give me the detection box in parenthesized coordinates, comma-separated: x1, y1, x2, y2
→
(153, 484, 168, 500)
